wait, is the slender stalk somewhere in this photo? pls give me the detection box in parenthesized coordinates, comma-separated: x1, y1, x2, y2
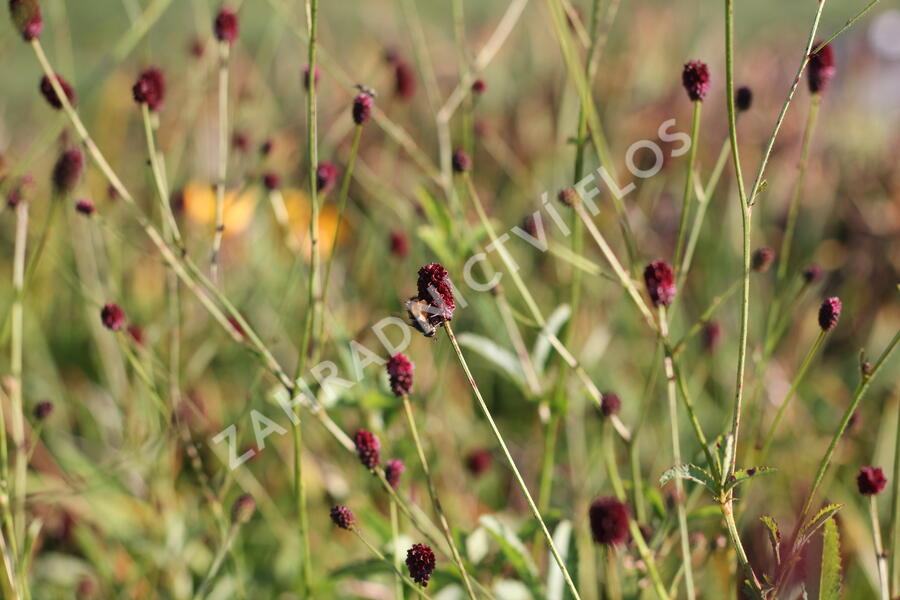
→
(872, 496, 890, 600)
(401, 396, 477, 600)
(659, 307, 695, 599)
(211, 40, 231, 282)
(813, 0, 881, 54)
(757, 330, 826, 462)
(673, 101, 702, 276)
(776, 94, 820, 282)
(193, 522, 239, 600)
(601, 424, 670, 600)
(140, 104, 182, 245)
(890, 400, 900, 596)
(10, 199, 28, 553)
(572, 201, 657, 331)
(352, 530, 432, 599)
(390, 500, 404, 600)
(319, 124, 363, 322)
(444, 322, 582, 600)
(292, 2, 320, 594)
(680, 138, 730, 282)
(799, 331, 900, 520)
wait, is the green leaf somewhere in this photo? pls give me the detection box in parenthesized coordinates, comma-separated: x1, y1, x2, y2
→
(479, 515, 539, 585)
(818, 517, 841, 600)
(457, 333, 526, 387)
(725, 466, 775, 492)
(546, 520, 573, 600)
(759, 515, 782, 565)
(531, 305, 571, 375)
(797, 503, 843, 548)
(659, 463, 718, 495)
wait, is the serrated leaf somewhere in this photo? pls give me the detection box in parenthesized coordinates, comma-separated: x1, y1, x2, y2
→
(659, 463, 718, 495)
(818, 517, 841, 600)
(725, 466, 775, 492)
(479, 515, 539, 585)
(531, 305, 571, 375)
(759, 515, 782, 565)
(457, 333, 526, 387)
(546, 520, 572, 600)
(797, 503, 843, 548)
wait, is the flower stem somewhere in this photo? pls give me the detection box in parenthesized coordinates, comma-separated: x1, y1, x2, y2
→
(872, 496, 890, 600)
(401, 396, 477, 600)
(890, 399, 900, 596)
(390, 499, 404, 600)
(673, 100, 702, 277)
(9, 198, 28, 573)
(211, 40, 230, 283)
(799, 331, 900, 520)
(444, 322, 582, 600)
(659, 307, 695, 599)
(193, 522, 239, 600)
(757, 330, 827, 463)
(140, 103, 182, 244)
(775, 94, 820, 283)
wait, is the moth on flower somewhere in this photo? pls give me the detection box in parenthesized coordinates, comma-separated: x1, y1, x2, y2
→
(406, 297, 437, 338)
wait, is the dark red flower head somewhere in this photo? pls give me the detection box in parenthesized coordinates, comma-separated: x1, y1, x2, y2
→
(232, 131, 250, 153)
(33, 400, 53, 421)
(352, 93, 373, 125)
(857, 466, 887, 496)
(353, 429, 381, 470)
(52, 147, 84, 195)
(386, 353, 414, 397)
(316, 161, 339, 194)
(101, 302, 125, 331)
(682, 60, 710, 102)
(702, 321, 722, 353)
(40, 74, 76, 110)
(231, 493, 256, 523)
(466, 448, 492, 476)
(330, 505, 355, 530)
(521, 215, 538, 237)
(132, 67, 165, 111)
(390, 230, 409, 258)
(9, 0, 43, 41)
(589, 496, 629, 546)
(471, 79, 486, 95)
(808, 43, 835, 94)
(406, 543, 436, 587)
(213, 8, 239, 44)
(802, 264, 822, 284)
(752, 247, 774, 273)
(416, 263, 455, 324)
(735, 86, 753, 112)
(818, 297, 841, 332)
(385, 459, 405, 489)
(451, 148, 471, 174)
(600, 392, 621, 418)
(262, 171, 281, 191)
(643, 261, 676, 307)
(75, 198, 95, 216)
(393, 60, 416, 100)
(303, 65, 320, 91)
(260, 139, 274, 156)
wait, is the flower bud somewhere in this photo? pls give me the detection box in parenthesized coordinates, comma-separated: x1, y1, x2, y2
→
(682, 60, 710, 102)
(132, 67, 165, 111)
(808, 42, 835, 94)
(857, 466, 886, 496)
(52, 147, 84, 195)
(100, 302, 125, 331)
(231, 493, 256, 523)
(386, 353, 414, 397)
(817, 297, 841, 332)
(643, 261, 676, 307)
(9, 0, 43, 41)
(40, 74, 76, 110)
(213, 8, 238, 44)
(330, 505, 355, 530)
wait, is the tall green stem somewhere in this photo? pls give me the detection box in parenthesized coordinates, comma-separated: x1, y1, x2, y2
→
(890, 399, 900, 596)
(444, 323, 582, 600)
(211, 40, 230, 283)
(673, 101, 702, 276)
(659, 307, 695, 599)
(401, 397, 477, 599)
(9, 199, 28, 577)
(872, 496, 890, 600)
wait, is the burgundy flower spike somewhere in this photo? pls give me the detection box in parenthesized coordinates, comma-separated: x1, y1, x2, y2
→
(386, 353, 414, 397)
(857, 466, 887, 496)
(643, 261, 676, 307)
(385, 459, 405, 489)
(132, 68, 166, 111)
(40, 74, 76, 110)
(9, 0, 43, 41)
(405, 543, 436, 587)
(330, 505, 355, 530)
(808, 42, 835, 94)
(101, 303, 125, 331)
(353, 429, 381, 470)
(213, 8, 238, 44)
(682, 60, 710, 102)
(589, 496, 629, 546)
(818, 297, 841, 332)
